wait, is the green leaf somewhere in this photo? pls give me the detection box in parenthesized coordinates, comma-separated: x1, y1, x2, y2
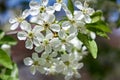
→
(0, 30, 5, 40)
(0, 35, 17, 45)
(67, 0, 74, 14)
(0, 49, 13, 69)
(77, 33, 98, 59)
(91, 10, 103, 23)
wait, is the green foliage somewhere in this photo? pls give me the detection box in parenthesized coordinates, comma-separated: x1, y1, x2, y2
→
(77, 33, 98, 59)
(0, 35, 17, 46)
(67, 0, 74, 14)
(86, 11, 111, 38)
(0, 49, 12, 69)
(0, 64, 19, 80)
(0, 30, 5, 40)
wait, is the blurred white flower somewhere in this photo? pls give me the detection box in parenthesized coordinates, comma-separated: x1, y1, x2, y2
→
(75, 1, 95, 23)
(9, 9, 29, 30)
(29, 0, 55, 15)
(24, 53, 46, 75)
(17, 24, 42, 49)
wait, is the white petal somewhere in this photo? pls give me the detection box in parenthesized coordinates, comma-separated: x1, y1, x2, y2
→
(22, 9, 30, 19)
(38, 66, 46, 74)
(74, 11, 84, 20)
(50, 24, 60, 32)
(90, 32, 96, 39)
(10, 22, 19, 30)
(62, 21, 71, 30)
(75, 72, 81, 78)
(45, 45, 52, 53)
(62, 3, 68, 11)
(61, 54, 69, 62)
(46, 6, 55, 14)
(45, 30, 53, 40)
(41, 0, 48, 6)
(65, 43, 73, 52)
(65, 10, 73, 20)
(65, 75, 72, 80)
(50, 38, 61, 48)
(33, 25, 44, 32)
(67, 33, 76, 41)
(29, 9, 39, 16)
(32, 53, 39, 61)
(20, 21, 31, 31)
(68, 26, 77, 34)
(9, 17, 17, 24)
(77, 63, 84, 69)
(58, 30, 66, 39)
(25, 39, 33, 49)
(30, 66, 36, 75)
(54, 3, 62, 11)
(50, 51, 58, 57)
(84, 15, 91, 23)
(35, 45, 44, 53)
(17, 31, 27, 40)
(42, 13, 55, 23)
(86, 8, 95, 15)
(36, 32, 44, 42)
(24, 57, 33, 66)
(33, 38, 40, 47)
(75, 1, 83, 10)
(41, 52, 49, 58)
(29, 0, 40, 9)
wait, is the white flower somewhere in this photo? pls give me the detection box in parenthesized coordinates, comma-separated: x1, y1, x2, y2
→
(75, 1, 95, 23)
(58, 30, 77, 52)
(17, 24, 42, 49)
(9, 9, 29, 30)
(34, 13, 60, 32)
(35, 30, 54, 53)
(61, 53, 83, 80)
(24, 53, 46, 75)
(29, 0, 55, 15)
(62, 5, 85, 32)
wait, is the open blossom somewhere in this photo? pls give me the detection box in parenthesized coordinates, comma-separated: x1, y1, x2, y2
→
(75, 1, 95, 23)
(29, 0, 55, 16)
(13, 0, 99, 80)
(17, 23, 42, 49)
(9, 9, 29, 30)
(33, 13, 60, 32)
(24, 53, 46, 75)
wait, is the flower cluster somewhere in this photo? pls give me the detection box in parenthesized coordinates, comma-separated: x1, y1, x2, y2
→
(9, 0, 96, 80)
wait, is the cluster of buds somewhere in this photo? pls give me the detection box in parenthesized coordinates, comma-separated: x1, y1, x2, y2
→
(9, 0, 96, 80)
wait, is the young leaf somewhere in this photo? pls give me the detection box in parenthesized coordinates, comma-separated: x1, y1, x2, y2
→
(67, 0, 74, 14)
(0, 49, 13, 69)
(91, 10, 103, 23)
(86, 20, 111, 33)
(0, 35, 17, 45)
(77, 33, 98, 59)
(0, 30, 5, 40)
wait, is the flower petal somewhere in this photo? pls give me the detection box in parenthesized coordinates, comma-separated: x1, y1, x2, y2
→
(35, 45, 44, 53)
(54, 3, 62, 11)
(30, 66, 36, 75)
(84, 15, 91, 23)
(50, 24, 60, 32)
(22, 9, 30, 19)
(86, 8, 95, 15)
(24, 57, 33, 66)
(32, 53, 39, 61)
(9, 17, 17, 24)
(46, 6, 55, 14)
(45, 45, 52, 53)
(74, 11, 84, 20)
(75, 1, 83, 10)
(42, 13, 55, 23)
(41, 0, 48, 6)
(58, 30, 66, 39)
(29, 9, 39, 16)
(62, 21, 71, 30)
(17, 31, 27, 40)
(20, 21, 31, 31)
(10, 22, 19, 30)
(29, 0, 40, 9)
(25, 39, 33, 49)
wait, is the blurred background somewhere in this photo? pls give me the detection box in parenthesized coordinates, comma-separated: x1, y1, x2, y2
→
(0, 0, 120, 80)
